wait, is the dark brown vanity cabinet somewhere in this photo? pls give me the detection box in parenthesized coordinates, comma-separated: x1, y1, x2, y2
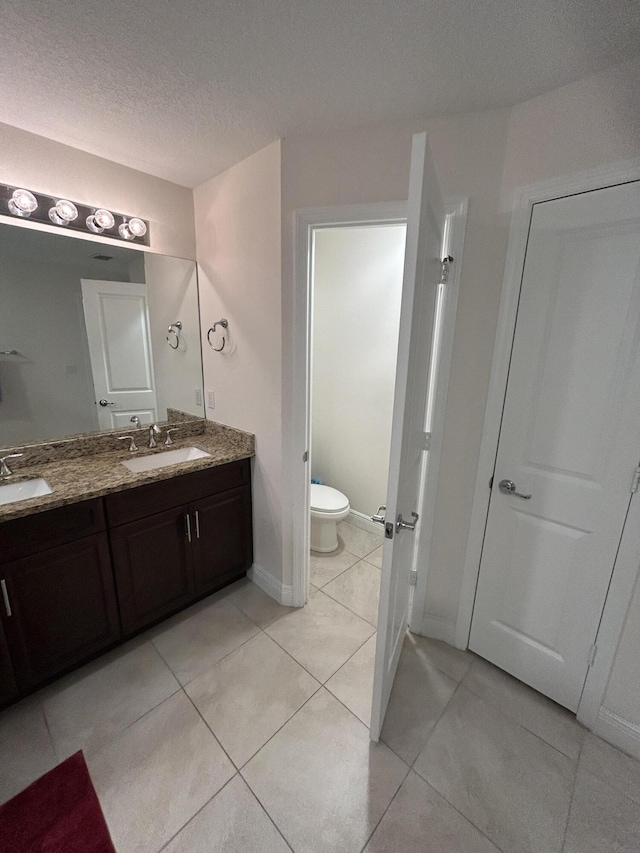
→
(0, 500, 120, 692)
(0, 458, 253, 703)
(106, 459, 253, 636)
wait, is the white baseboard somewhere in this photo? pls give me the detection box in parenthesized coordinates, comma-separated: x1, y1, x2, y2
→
(593, 707, 640, 760)
(247, 564, 294, 607)
(347, 510, 384, 539)
(415, 614, 457, 646)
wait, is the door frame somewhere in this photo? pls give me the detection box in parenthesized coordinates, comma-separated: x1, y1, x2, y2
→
(291, 198, 467, 610)
(457, 158, 640, 729)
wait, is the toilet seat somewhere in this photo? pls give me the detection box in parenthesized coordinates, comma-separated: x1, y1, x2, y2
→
(310, 484, 349, 515)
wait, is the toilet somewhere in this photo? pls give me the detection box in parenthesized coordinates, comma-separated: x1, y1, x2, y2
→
(310, 484, 350, 553)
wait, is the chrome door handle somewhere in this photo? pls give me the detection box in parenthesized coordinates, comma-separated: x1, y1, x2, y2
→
(185, 514, 192, 542)
(396, 511, 419, 532)
(499, 479, 531, 500)
(371, 505, 386, 525)
(99, 399, 117, 407)
(194, 510, 200, 539)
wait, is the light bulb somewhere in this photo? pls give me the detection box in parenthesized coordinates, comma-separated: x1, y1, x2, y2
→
(8, 188, 38, 217)
(127, 217, 147, 237)
(86, 208, 115, 233)
(49, 199, 78, 226)
(118, 222, 136, 241)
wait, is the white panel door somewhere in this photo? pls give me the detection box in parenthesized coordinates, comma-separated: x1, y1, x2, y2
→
(371, 133, 444, 740)
(470, 181, 640, 711)
(81, 280, 157, 430)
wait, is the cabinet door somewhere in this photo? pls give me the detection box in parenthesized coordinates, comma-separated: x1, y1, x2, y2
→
(0, 620, 17, 705)
(0, 534, 120, 691)
(111, 506, 196, 635)
(191, 486, 253, 597)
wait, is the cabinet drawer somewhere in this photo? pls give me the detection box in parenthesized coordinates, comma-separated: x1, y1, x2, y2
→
(105, 459, 250, 526)
(0, 498, 106, 563)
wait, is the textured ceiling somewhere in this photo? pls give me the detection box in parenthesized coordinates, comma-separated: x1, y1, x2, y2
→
(0, 0, 638, 187)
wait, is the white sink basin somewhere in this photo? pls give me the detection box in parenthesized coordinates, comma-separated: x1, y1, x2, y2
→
(121, 446, 211, 473)
(0, 478, 53, 506)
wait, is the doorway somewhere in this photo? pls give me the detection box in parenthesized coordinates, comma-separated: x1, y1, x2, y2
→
(469, 179, 640, 712)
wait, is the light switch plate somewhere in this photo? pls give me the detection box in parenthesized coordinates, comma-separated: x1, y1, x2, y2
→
(206, 390, 215, 409)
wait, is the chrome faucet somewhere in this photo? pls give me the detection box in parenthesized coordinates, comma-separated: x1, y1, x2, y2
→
(164, 428, 179, 446)
(130, 415, 141, 429)
(148, 424, 161, 448)
(0, 453, 23, 478)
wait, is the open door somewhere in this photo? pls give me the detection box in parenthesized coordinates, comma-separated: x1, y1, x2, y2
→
(81, 279, 158, 430)
(370, 133, 445, 741)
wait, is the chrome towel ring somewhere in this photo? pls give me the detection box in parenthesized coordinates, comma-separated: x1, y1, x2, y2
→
(207, 318, 228, 352)
(167, 321, 182, 349)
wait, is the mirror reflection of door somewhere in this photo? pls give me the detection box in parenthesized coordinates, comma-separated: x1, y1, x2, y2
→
(81, 280, 157, 430)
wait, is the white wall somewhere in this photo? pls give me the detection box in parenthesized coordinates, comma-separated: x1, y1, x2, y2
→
(311, 225, 405, 516)
(145, 255, 204, 420)
(194, 140, 283, 584)
(0, 122, 196, 260)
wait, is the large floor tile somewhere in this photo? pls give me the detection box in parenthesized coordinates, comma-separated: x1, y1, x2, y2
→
(243, 688, 407, 853)
(186, 632, 319, 767)
(364, 770, 499, 852)
(414, 687, 574, 853)
(150, 596, 260, 685)
(326, 634, 377, 726)
(323, 559, 381, 626)
(224, 578, 294, 628)
(265, 589, 375, 682)
(404, 633, 473, 683)
(0, 697, 57, 805)
(310, 546, 359, 588)
(43, 640, 179, 760)
(564, 766, 640, 853)
(337, 522, 382, 558)
(462, 656, 584, 760)
(89, 691, 234, 853)
(162, 774, 290, 853)
(580, 731, 640, 806)
(380, 641, 457, 764)
(364, 544, 384, 569)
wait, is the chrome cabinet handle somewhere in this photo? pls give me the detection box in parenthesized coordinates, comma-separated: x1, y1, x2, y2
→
(396, 511, 419, 532)
(185, 514, 192, 542)
(194, 510, 200, 539)
(498, 479, 532, 500)
(371, 505, 386, 525)
(1, 579, 12, 617)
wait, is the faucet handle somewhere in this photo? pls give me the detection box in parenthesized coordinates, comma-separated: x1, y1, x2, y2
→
(118, 436, 138, 452)
(164, 428, 179, 446)
(0, 453, 23, 477)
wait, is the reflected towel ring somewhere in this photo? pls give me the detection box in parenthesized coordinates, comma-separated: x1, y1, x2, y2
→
(207, 318, 228, 352)
(167, 321, 182, 349)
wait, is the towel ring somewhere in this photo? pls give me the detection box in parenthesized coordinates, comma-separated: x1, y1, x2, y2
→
(166, 321, 182, 349)
(207, 318, 228, 352)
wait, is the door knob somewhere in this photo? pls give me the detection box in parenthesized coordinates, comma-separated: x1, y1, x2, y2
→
(498, 479, 531, 500)
(371, 505, 386, 525)
(396, 511, 419, 532)
(99, 399, 116, 407)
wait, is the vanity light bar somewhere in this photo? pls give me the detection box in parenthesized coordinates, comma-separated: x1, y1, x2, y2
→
(0, 184, 150, 246)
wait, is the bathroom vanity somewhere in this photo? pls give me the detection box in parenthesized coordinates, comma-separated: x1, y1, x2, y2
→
(0, 422, 254, 707)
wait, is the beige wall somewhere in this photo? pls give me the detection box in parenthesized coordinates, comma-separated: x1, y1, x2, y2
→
(311, 225, 405, 516)
(194, 140, 283, 581)
(0, 122, 196, 259)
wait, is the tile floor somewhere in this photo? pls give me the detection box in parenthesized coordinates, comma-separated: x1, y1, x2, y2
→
(1, 520, 639, 852)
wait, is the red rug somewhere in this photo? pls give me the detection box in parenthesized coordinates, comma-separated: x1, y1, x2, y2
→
(0, 751, 116, 852)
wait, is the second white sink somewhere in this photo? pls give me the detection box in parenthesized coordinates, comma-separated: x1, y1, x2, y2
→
(0, 477, 53, 506)
(121, 446, 211, 473)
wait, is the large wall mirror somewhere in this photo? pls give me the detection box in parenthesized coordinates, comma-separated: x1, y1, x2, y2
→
(0, 222, 204, 447)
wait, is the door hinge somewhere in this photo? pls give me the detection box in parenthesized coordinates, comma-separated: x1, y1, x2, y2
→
(489, 476, 494, 490)
(423, 432, 432, 451)
(409, 569, 418, 587)
(303, 450, 308, 463)
(588, 643, 597, 668)
(632, 465, 640, 493)
(440, 255, 453, 284)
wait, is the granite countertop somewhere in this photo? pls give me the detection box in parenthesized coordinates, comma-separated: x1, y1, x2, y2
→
(0, 420, 254, 523)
